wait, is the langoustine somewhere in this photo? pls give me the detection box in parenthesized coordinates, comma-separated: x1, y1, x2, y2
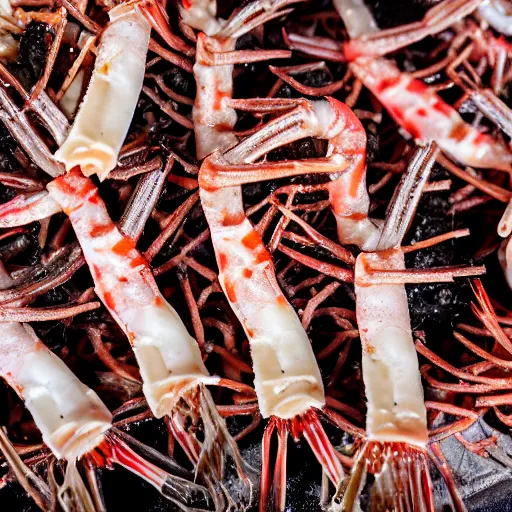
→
(0, 260, 214, 511)
(321, 109, 484, 507)
(46, 169, 213, 418)
(338, 143, 439, 511)
(199, 106, 346, 510)
(180, 0, 353, 508)
(282, 0, 512, 172)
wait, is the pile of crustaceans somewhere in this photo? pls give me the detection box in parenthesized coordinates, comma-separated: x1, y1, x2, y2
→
(0, 0, 512, 510)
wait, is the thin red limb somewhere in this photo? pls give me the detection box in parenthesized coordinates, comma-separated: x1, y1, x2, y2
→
(138, 0, 195, 57)
(454, 432, 497, 457)
(153, 229, 210, 276)
(327, 339, 354, 389)
(287, 275, 326, 298)
(429, 417, 481, 442)
(0, 301, 100, 322)
(423, 180, 452, 192)
(429, 442, 468, 512)
(234, 414, 262, 442)
(368, 171, 394, 194)
(87, 327, 141, 383)
(274, 202, 354, 264)
(0, 173, 42, 192)
(216, 378, 257, 397)
(200, 158, 346, 190)
(416, 341, 512, 389)
(301, 410, 344, 485)
(148, 39, 194, 72)
(166, 174, 198, 190)
(59, 0, 101, 33)
(206, 344, 253, 374)
(325, 396, 364, 423)
(476, 394, 512, 407)
(108, 156, 163, 181)
(402, 229, 470, 253)
(358, 264, 485, 285)
(269, 64, 351, 96)
(462, 361, 496, 376)
(142, 86, 194, 129)
(201, 48, 291, 66)
(314, 306, 356, 322)
(318, 330, 359, 360)
(454, 331, 512, 370)
(471, 279, 512, 355)
(302, 282, 341, 330)
(420, 364, 502, 394)
(278, 244, 354, 282)
(322, 408, 365, 437)
(145, 192, 199, 261)
(260, 420, 275, 512)
(28, 8, 67, 104)
(448, 195, 492, 214)
(284, 30, 345, 62)
(0, 248, 84, 306)
(273, 424, 288, 511)
(255, 204, 279, 236)
(438, 153, 512, 203)
(55, 33, 96, 102)
(178, 266, 205, 346)
(216, 403, 260, 417)
(268, 191, 297, 253)
(198, 289, 223, 318)
(426, 401, 480, 440)
(183, 257, 217, 281)
(425, 401, 479, 419)
(147, 73, 195, 105)
(202, 317, 235, 350)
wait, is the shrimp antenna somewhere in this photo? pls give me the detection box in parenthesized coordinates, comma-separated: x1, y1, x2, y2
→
(57, 460, 97, 512)
(0, 428, 53, 511)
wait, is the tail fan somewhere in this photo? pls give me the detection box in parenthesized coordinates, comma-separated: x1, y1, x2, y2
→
(337, 441, 434, 512)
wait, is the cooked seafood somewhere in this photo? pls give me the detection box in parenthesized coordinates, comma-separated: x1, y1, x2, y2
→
(0, 0, 511, 511)
(0, 262, 214, 511)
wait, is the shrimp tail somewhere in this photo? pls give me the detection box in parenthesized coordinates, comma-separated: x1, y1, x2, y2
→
(335, 441, 434, 512)
(170, 384, 257, 511)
